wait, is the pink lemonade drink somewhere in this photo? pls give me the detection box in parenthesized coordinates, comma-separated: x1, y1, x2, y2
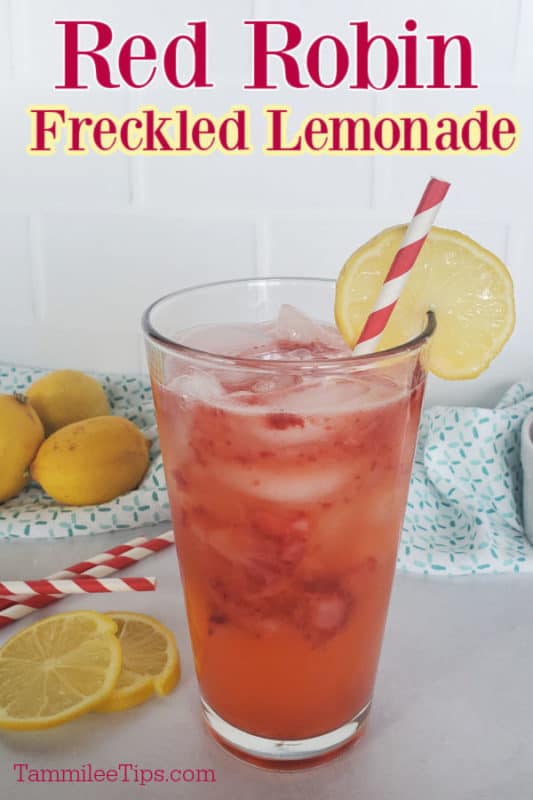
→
(143, 280, 434, 765)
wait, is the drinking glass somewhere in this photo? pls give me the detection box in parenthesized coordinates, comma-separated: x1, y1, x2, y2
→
(143, 278, 434, 767)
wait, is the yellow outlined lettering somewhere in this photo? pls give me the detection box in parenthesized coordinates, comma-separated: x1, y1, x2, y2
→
(26, 106, 253, 156)
(262, 106, 520, 156)
(27, 106, 68, 154)
(26, 105, 519, 157)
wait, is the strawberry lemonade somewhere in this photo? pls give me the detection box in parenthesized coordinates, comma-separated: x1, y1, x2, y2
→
(144, 281, 435, 765)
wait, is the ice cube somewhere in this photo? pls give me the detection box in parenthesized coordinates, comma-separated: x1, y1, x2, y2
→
(276, 305, 324, 344)
(179, 323, 274, 357)
(275, 305, 349, 353)
(274, 375, 403, 416)
(250, 374, 300, 394)
(168, 372, 222, 402)
(307, 592, 349, 633)
(219, 462, 349, 502)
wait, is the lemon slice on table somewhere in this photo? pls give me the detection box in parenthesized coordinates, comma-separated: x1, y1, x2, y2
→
(95, 612, 180, 713)
(335, 226, 515, 379)
(0, 611, 121, 730)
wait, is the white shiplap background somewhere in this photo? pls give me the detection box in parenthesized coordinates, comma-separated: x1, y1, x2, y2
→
(1, 0, 532, 406)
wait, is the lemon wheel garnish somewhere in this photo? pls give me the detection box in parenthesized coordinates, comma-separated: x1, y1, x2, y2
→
(0, 611, 121, 730)
(335, 225, 515, 379)
(95, 612, 180, 713)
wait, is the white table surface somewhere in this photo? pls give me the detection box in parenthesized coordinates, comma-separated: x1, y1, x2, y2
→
(0, 523, 531, 800)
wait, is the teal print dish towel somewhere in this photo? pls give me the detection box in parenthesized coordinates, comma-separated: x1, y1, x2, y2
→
(401, 383, 533, 575)
(521, 411, 533, 547)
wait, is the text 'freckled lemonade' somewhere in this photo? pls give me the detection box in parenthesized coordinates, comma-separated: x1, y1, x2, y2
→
(145, 283, 434, 765)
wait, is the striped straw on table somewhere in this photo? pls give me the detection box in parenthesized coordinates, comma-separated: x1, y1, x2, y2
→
(0, 529, 175, 629)
(0, 535, 149, 614)
(354, 177, 451, 355)
(0, 576, 157, 598)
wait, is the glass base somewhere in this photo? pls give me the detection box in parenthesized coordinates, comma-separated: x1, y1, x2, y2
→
(202, 699, 372, 770)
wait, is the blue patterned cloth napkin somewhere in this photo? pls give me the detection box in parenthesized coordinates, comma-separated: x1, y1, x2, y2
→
(400, 383, 533, 575)
(521, 412, 533, 546)
(0, 364, 170, 540)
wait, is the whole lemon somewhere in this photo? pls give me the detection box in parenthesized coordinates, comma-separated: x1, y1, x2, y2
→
(27, 370, 110, 436)
(0, 394, 45, 503)
(30, 416, 150, 506)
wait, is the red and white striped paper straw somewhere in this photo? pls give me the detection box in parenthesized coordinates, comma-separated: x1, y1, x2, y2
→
(0, 576, 157, 598)
(0, 535, 149, 614)
(0, 529, 175, 628)
(354, 177, 450, 355)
